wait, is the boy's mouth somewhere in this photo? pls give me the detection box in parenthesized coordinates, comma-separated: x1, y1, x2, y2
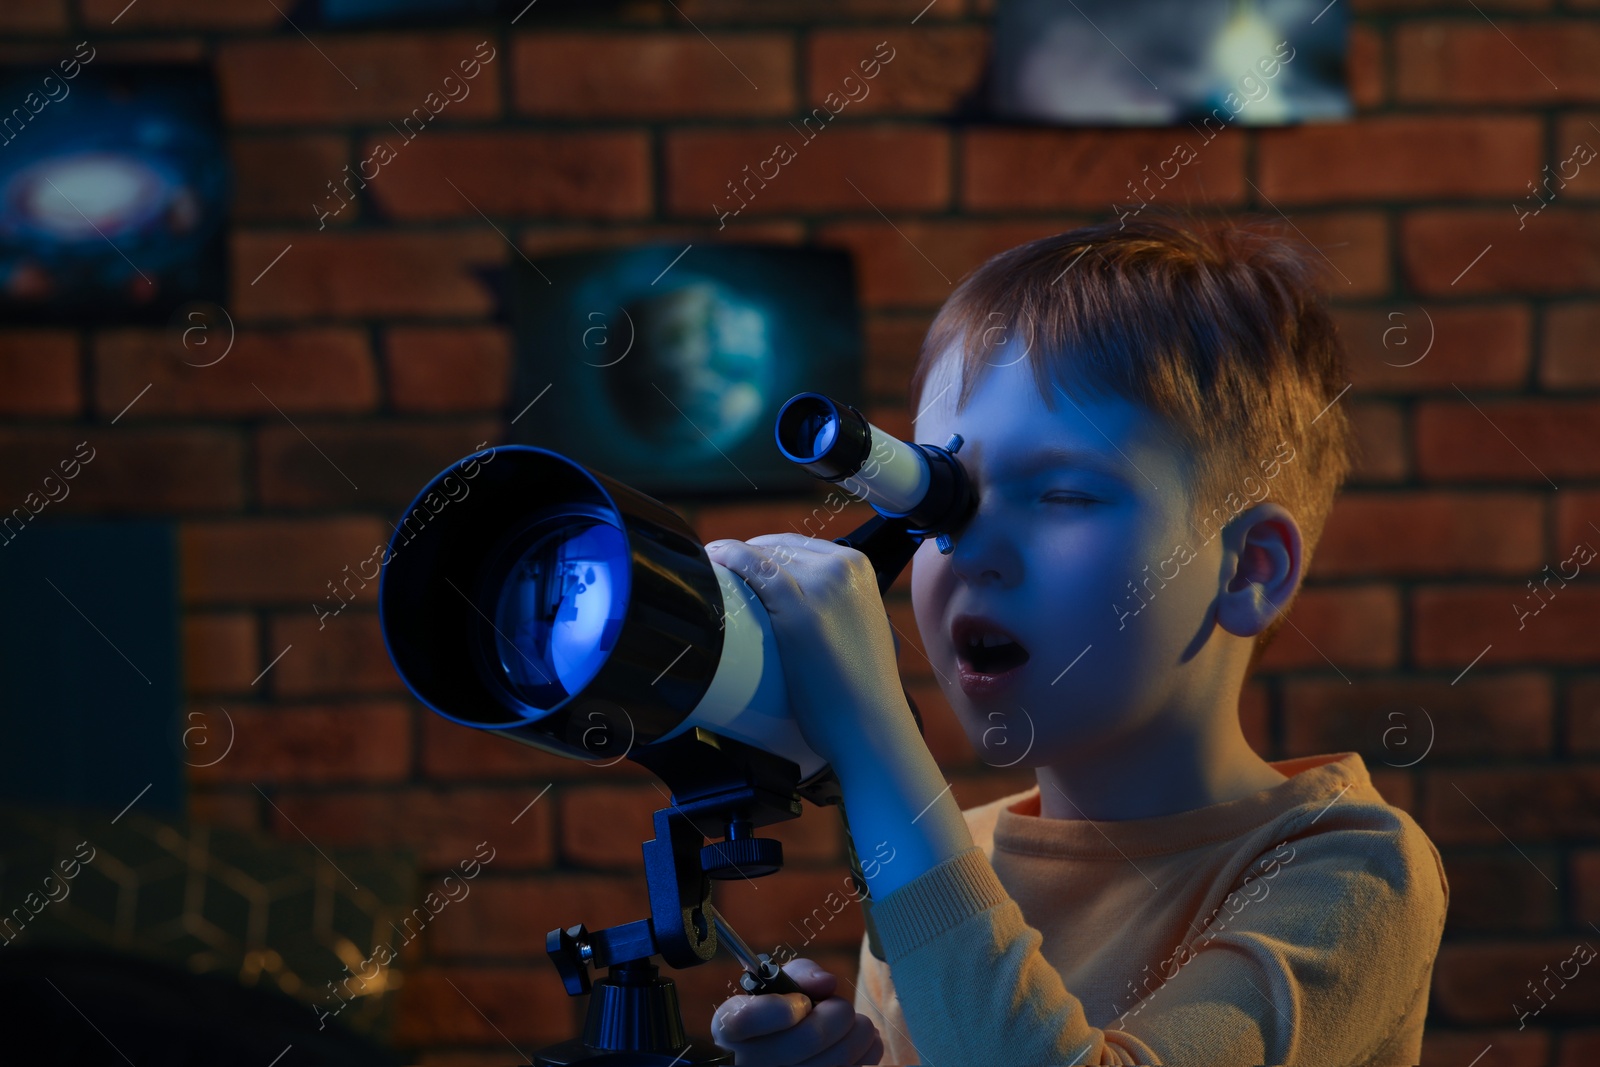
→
(951, 615, 1031, 676)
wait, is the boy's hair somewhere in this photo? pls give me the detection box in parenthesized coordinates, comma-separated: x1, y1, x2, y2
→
(906, 209, 1357, 672)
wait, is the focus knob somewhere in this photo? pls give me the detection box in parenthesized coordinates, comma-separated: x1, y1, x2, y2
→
(701, 837, 783, 879)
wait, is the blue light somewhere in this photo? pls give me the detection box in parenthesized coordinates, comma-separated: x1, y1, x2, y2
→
(811, 416, 836, 457)
(492, 520, 629, 708)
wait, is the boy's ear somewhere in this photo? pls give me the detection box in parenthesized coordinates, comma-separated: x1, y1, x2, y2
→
(1215, 503, 1304, 640)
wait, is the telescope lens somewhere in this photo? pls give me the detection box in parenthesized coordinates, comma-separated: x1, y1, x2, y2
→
(807, 414, 836, 458)
(491, 519, 630, 708)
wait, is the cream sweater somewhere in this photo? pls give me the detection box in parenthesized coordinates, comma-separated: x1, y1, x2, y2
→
(852, 752, 1448, 1066)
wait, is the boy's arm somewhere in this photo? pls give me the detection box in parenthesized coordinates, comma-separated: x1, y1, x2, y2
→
(843, 729, 1449, 1067)
(850, 933, 918, 1067)
(836, 721, 1154, 1065)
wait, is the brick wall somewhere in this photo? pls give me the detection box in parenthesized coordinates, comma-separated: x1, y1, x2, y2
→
(1, 0, 1597, 1063)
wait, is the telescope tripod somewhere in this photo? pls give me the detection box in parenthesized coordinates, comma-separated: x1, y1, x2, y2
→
(532, 512, 927, 1066)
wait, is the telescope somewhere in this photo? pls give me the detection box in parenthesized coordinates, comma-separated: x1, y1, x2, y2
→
(378, 392, 973, 1065)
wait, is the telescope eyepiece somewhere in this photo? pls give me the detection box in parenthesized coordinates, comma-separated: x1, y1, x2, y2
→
(774, 393, 872, 482)
(775, 391, 974, 538)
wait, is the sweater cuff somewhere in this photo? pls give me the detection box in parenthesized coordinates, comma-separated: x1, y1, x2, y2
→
(869, 845, 1011, 963)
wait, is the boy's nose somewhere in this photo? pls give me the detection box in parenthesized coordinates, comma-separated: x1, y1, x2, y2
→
(944, 513, 1020, 588)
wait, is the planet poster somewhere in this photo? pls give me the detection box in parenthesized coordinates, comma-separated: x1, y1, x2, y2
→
(508, 243, 865, 498)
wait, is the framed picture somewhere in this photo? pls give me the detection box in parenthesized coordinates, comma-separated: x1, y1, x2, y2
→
(0, 63, 229, 323)
(993, 0, 1350, 126)
(508, 243, 865, 499)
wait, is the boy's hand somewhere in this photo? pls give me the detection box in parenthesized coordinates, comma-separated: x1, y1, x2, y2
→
(704, 533, 916, 773)
(710, 958, 884, 1065)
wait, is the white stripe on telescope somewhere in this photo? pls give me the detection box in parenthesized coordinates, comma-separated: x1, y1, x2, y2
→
(837, 422, 931, 518)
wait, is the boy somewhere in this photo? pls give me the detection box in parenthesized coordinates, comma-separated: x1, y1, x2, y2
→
(705, 213, 1449, 1066)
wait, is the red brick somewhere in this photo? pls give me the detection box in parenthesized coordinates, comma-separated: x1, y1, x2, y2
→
(816, 218, 1081, 309)
(1347, 22, 1385, 110)
(0, 40, 208, 63)
(1414, 586, 1600, 668)
(1254, 585, 1401, 673)
(666, 127, 949, 219)
(1421, 1029, 1551, 1067)
(427, 875, 642, 959)
(559, 784, 661, 869)
(515, 221, 805, 260)
(269, 612, 406, 697)
(514, 32, 794, 117)
(1260, 116, 1541, 204)
(963, 127, 1247, 212)
(181, 517, 391, 605)
(1433, 939, 1600, 1023)
(0, 331, 78, 415)
(231, 135, 351, 224)
(94, 328, 377, 418)
(82, 0, 279, 28)
(183, 612, 258, 696)
(0, 2, 66, 31)
(1576, 848, 1600, 926)
(808, 28, 987, 115)
(1548, 495, 1600, 566)
(394, 965, 574, 1047)
(1315, 492, 1544, 578)
(189, 701, 412, 785)
(1339, 304, 1531, 392)
(270, 786, 555, 870)
(1542, 301, 1600, 388)
(1417, 398, 1600, 482)
(1423, 766, 1600, 845)
(1347, 401, 1408, 484)
(1554, 491, 1600, 561)
(233, 231, 506, 320)
(864, 313, 931, 400)
(0, 428, 243, 513)
(386, 327, 512, 413)
(1402, 209, 1600, 295)
(677, 0, 970, 19)
(1282, 674, 1552, 761)
(1560, 1030, 1600, 1067)
(1396, 21, 1600, 104)
(359, 131, 651, 221)
(217, 35, 502, 124)
(1444, 851, 1562, 934)
(1285, 211, 1391, 299)
(713, 867, 869, 953)
(1566, 676, 1600, 754)
(1553, 113, 1600, 202)
(1367, 768, 1416, 816)
(419, 710, 651, 782)
(255, 418, 500, 509)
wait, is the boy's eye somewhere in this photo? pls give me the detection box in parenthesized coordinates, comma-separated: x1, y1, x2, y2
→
(1043, 493, 1095, 507)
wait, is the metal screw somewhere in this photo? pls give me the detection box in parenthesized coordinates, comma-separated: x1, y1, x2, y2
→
(936, 533, 954, 554)
(944, 433, 964, 453)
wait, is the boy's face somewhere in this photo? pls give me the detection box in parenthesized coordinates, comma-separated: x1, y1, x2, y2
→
(910, 349, 1230, 766)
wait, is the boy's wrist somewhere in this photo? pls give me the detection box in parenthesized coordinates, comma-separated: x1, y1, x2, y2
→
(831, 698, 924, 780)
